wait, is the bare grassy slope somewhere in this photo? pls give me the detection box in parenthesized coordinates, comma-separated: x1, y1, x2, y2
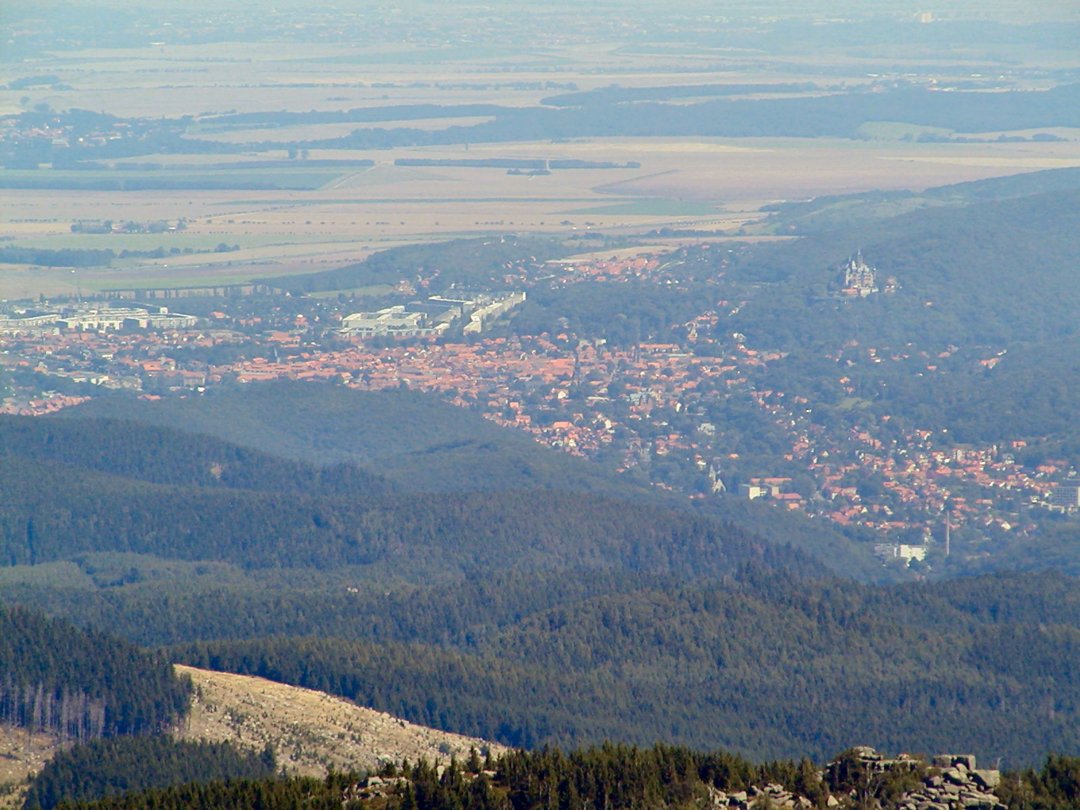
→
(0, 665, 502, 808)
(0, 727, 63, 810)
(173, 665, 507, 778)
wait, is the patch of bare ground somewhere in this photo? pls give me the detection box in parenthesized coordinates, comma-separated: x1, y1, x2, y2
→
(0, 726, 64, 810)
(173, 665, 508, 778)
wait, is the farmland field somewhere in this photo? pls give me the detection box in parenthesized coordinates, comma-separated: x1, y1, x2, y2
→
(3, 1, 1080, 296)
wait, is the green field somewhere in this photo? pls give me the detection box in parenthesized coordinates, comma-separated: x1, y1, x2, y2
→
(307, 284, 396, 299)
(567, 199, 720, 216)
(855, 121, 956, 141)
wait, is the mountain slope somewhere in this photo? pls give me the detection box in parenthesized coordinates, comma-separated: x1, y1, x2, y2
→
(764, 165, 1080, 234)
(0, 727, 63, 810)
(62, 384, 645, 496)
(172, 570, 1080, 765)
(174, 665, 506, 778)
(0, 414, 390, 497)
(58, 383, 882, 580)
(727, 188, 1080, 350)
(0, 448, 819, 577)
(0, 602, 189, 739)
(6, 668, 507, 810)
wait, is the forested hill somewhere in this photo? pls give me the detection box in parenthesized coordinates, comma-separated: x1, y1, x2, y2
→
(0, 602, 189, 739)
(59, 383, 882, 578)
(2, 406, 841, 578)
(682, 184, 1080, 456)
(41, 742, 1080, 810)
(266, 235, 574, 294)
(0, 447, 815, 576)
(763, 165, 1080, 234)
(170, 569, 1080, 765)
(0, 414, 390, 497)
(723, 187, 1080, 349)
(61, 384, 648, 496)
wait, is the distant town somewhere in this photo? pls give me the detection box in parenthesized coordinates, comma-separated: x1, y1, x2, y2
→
(2, 245, 1075, 572)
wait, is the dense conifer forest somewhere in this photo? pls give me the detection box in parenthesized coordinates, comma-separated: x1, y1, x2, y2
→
(0, 604, 189, 739)
(0, 447, 808, 574)
(23, 738, 275, 810)
(35, 745, 1080, 810)
(1, 398, 1077, 765)
(170, 567, 1080, 763)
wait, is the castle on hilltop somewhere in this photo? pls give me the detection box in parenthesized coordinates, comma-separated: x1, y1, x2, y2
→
(835, 251, 899, 298)
(841, 251, 878, 297)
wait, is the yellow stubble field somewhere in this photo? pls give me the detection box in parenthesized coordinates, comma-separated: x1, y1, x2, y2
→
(4, 27, 1080, 299)
(5, 131, 1080, 299)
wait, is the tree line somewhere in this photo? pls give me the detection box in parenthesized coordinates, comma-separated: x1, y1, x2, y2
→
(169, 567, 1080, 765)
(23, 737, 275, 810)
(31, 744, 1080, 810)
(0, 603, 189, 739)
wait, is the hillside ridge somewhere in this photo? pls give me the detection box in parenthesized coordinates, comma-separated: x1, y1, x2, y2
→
(173, 665, 507, 778)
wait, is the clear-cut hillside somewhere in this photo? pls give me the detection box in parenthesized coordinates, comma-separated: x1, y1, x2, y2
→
(173, 665, 507, 777)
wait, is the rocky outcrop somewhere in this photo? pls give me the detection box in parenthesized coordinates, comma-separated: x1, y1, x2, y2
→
(707, 782, 815, 809)
(825, 748, 1005, 810)
(898, 755, 1004, 810)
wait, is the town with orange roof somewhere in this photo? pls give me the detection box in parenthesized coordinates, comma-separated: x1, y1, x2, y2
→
(2, 243, 1076, 572)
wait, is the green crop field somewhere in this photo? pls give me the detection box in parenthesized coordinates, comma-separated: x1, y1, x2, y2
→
(567, 199, 720, 216)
